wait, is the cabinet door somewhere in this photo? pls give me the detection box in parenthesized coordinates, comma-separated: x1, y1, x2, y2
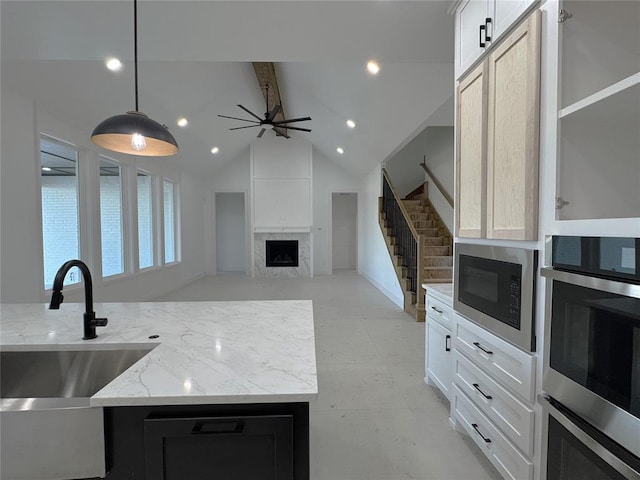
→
(456, 0, 490, 78)
(491, 0, 536, 43)
(426, 318, 452, 400)
(486, 10, 541, 240)
(456, 61, 488, 238)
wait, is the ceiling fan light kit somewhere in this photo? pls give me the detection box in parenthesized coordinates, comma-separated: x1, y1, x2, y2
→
(219, 84, 312, 139)
(91, 0, 178, 157)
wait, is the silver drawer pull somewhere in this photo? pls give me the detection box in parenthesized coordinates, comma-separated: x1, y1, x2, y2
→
(472, 423, 492, 443)
(430, 306, 443, 314)
(473, 342, 494, 355)
(472, 383, 493, 400)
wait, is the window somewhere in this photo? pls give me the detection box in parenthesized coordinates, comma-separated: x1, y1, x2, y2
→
(99, 158, 124, 277)
(163, 180, 176, 263)
(137, 171, 154, 269)
(40, 138, 80, 289)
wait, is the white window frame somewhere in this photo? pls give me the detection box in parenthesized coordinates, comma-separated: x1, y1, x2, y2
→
(97, 155, 129, 280)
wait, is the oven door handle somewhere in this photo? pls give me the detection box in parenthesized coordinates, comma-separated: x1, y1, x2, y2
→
(541, 267, 640, 298)
(542, 396, 640, 480)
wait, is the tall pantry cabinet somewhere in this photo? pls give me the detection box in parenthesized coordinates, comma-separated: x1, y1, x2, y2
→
(456, 8, 541, 241)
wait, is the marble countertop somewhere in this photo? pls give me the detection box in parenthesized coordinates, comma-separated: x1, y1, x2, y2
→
(0, 301, 317, 407)
(422, 283, 453, 305)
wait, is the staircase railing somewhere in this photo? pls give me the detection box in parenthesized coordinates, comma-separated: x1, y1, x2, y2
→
(381, 169, 420, 295)
(420, 158, 454, 208)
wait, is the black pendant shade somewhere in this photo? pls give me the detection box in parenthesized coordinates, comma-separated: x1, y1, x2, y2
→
(91, 111, 178, 156)
(91, 0, 178, 157)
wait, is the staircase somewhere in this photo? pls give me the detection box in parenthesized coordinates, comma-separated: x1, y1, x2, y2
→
(379, 171, 453, 322)
(402, 197, 453, 283)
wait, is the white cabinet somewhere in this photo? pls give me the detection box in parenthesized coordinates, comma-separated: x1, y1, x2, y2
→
(427, 318, 452, 399)
(556, 0, 640, 223)
(451, 312, 536, 480)
(424, 288, 453, 400)
(455, 0, 538, 79)
(542, 0, 640, 234)
(452, 385, 534, 480)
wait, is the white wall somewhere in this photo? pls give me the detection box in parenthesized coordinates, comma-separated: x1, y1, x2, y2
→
(358, 165, 404, 308)
(206, 151, 251, 275)
(312, 149, 360, 275)
(0, 88, 207, 303)
(251, 136, 312, 230)
(384, 126, 454, 232)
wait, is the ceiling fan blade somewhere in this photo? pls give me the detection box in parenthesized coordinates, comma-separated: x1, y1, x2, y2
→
(237, 105, 263, 121)
(257, 129, 266, 138)
(273, 117, 312, 124)
(229, 125, 260, 130)
(268, 105, 281, 120)
(277, 125, 312, 132)
(218, 114, 260, 123)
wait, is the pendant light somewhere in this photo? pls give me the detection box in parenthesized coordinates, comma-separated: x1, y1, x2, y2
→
(91, 0, 178, 156)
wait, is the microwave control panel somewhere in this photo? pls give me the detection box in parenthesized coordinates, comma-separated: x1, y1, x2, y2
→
(508, 275, 521, 329)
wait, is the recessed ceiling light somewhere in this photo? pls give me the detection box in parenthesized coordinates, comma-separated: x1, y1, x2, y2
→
(367, 60, 380, 75)
(177, 117, 189, 127)
(337, 147, 344, 154)
(42, 167, 52, 172)
(211, 147, 220, 154)
(346, 120, 356, 129)
(105, 57, 122, 72)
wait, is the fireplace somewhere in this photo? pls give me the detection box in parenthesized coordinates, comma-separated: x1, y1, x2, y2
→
(266, 240, 299, 267)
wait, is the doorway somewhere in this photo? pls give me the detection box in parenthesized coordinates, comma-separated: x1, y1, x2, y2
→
(215, 192, 246, 273)
(331, 192, 357, 271)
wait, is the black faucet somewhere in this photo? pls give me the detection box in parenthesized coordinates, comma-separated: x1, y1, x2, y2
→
(49, 259, 108, 340)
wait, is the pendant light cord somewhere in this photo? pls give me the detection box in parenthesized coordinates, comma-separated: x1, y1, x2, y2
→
(134, 0, 139, 112)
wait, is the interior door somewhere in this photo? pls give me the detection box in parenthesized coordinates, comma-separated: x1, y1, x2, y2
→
(215, 192, 246, 273)
(332, 192, 357, 271)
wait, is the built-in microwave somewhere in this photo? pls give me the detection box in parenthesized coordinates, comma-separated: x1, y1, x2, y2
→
(454, 243, 538, 352)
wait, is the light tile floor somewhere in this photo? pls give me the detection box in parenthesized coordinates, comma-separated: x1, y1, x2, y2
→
(155, 271, 502, 480)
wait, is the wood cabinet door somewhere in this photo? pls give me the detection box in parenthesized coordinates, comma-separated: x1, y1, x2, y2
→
(456, 61, 488, 238)
(486, 10, 541, 240)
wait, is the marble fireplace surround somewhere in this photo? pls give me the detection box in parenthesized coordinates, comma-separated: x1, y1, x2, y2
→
(254, 232, 311, 278)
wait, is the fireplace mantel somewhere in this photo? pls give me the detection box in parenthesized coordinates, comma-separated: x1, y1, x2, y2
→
(253, 226, 312, 234)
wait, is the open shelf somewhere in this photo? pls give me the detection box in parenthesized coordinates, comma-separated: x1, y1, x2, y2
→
(560, 0, 640, 109)
(557, 82, 640, 221)
(560, 72, 640, 119)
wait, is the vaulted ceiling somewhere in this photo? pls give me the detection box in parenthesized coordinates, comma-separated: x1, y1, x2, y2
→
(1, 1, 455, 180)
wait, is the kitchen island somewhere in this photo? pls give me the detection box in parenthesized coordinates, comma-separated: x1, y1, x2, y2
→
(0, 300, 317, 479)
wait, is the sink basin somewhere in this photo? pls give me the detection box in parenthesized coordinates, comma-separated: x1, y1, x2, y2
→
(1, 347, 153, 406)
(0, 347, 154, 480)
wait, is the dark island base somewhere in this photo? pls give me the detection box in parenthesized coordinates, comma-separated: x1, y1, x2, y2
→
(104, 402, 309, 480)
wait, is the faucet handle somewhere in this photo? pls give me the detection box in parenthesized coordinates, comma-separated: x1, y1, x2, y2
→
(93, 317, 108, 327)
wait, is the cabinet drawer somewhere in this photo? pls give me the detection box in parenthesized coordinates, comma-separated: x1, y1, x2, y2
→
(453, 313, 536, 403)
(426, 295, 452, 330)
(453, 350, 534, 456)
(453, 385, 534, 480)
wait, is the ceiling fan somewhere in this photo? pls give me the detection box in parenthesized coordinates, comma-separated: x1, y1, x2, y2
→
(218, 85, 312, 139)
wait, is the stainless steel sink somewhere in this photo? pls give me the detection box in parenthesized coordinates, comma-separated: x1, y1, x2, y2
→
(1, 347, 153, 406)
(0, 347, 154, 480)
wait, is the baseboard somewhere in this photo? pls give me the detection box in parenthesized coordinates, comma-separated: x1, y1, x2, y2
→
(360, 271, 404, 309)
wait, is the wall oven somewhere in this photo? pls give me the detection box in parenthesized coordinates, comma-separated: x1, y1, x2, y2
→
(541, 395, 640, 479)
(454, 243, 538, 352)
(542, 236, 640, 477)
